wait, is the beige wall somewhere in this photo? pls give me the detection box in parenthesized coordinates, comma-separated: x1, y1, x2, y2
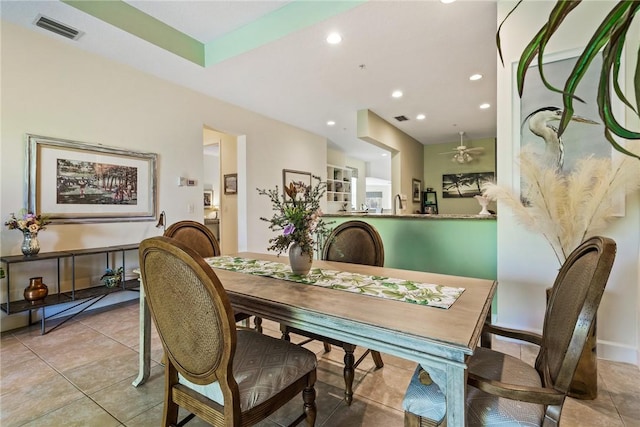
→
(0, 22, 327, 331)
(423, 137, 497, 214)
(496, 0, 640, 364)
(357, 109, 424, 213)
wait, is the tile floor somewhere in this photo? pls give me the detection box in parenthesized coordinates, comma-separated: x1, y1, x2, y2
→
(1, 300, 639, 426)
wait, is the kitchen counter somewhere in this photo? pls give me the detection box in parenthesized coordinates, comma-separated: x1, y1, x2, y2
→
(324, 212, 496, 220)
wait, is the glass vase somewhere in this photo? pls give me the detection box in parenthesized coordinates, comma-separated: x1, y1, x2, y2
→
(21, 231, 40, 256)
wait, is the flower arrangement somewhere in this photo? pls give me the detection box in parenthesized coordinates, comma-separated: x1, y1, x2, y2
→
(4, 209, 51, 234)
(101, 267, 124, 288)
(483, 143, 640, 265)
(257, 175, 333, 257)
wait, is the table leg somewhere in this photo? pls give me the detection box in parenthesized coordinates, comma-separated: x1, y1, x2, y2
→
(342, 343, 356, 405)
(132, 277, 151, 387)
(445, 363, 466, 427)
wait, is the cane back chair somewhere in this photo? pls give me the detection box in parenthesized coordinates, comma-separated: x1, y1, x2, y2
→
(139, 236, 317, 426)
(164, 220, 261, 331)
(281, 220, 385, 405)
(403, 236, 616, 426)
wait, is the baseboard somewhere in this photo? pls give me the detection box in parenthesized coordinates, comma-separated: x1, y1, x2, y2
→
(597, 340, 639, 366)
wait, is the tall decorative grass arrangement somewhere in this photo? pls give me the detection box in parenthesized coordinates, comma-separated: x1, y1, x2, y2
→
(483, 142, 640, 265)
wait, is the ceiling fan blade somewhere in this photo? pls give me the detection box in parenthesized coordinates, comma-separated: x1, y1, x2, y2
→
(465, 147, 485, 153)
(438, 151, 459, 155)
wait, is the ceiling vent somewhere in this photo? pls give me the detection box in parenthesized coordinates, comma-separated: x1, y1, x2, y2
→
(394, 115, 409, 122)
(34, 15, 83, 41)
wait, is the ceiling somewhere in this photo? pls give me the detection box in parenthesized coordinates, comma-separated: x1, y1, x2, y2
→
(1, 0, 498, 162)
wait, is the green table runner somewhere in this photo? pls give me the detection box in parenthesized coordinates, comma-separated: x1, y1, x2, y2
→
(205, 256, 464, 309)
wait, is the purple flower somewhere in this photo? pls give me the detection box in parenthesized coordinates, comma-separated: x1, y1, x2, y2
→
(283, 224, 296, 236)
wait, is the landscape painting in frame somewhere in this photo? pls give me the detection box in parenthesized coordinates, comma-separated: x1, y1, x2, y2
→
(27, 134, 157, 223)
(442, 172, 494, 198)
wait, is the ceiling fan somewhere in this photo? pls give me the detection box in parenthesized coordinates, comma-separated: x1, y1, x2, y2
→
(439, 131, 484, 163)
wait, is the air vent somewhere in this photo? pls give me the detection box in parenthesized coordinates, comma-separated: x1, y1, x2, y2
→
(34, 15, 83, 40)
(394, 115, 409, 122)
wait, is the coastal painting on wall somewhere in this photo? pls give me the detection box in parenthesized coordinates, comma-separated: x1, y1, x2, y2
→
(517, 48, 624, 214)
(26, 134, 157, 223)
(519, 50, 608, 173)
(442, 172, 495, 198)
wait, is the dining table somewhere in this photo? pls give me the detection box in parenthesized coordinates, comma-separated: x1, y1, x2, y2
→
(132, 252, 497, 427)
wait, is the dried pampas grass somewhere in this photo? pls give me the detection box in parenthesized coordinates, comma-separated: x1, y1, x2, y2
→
(484, 142, 640, 265)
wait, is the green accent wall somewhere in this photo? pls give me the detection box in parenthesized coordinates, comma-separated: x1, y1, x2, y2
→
(327, 216, 497, 281)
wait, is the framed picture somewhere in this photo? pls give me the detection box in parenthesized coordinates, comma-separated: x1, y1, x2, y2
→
(26, 134, 157, 223)
(203, 190, 213, 208)
(224, 173, 237, 195)
(412, 178, 422, 202)
(515, 48, 624, 214)
(282, 169, 311, 200)
(442, 172, 495, 198)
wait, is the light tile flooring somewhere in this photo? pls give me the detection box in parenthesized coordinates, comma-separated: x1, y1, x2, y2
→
(1, 300, 639, 426)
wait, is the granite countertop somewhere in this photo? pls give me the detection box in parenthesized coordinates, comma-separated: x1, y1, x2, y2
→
(324, 212, 496, 220)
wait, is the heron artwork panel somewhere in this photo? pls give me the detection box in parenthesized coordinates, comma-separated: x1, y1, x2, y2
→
(519, 50, 610, 173)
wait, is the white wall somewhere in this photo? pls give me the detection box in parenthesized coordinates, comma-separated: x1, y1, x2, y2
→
(496, 1, 640, 364)
(0, 22, 327, 331)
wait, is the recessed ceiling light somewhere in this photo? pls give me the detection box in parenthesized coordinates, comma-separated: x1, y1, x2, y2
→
(381, 153, 388, 157)
(469, 74, 483, 81)
(480, 103, 491, 109)
(327, 120, 336, 126)
(326, 32, 342, 44)
(392, 90, 403, 98)
(440, 0, 456, 3)
(416, 114, 426, 120)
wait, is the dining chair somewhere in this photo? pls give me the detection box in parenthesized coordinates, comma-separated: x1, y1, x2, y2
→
(139, 236, 317, 427)
(164, 220, 261, 332)
(402, 236, 617, 426)
(281, 220, 385, 405)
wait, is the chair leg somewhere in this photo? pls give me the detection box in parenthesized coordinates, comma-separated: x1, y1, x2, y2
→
(254, 316, 263, 333)
(303, 384, 317, 426)
(370, 350, 384, 369)
(342, 343, 356, 405)
(323, 341, 332, 352)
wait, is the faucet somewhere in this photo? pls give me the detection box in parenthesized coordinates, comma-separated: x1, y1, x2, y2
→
(393, 194, 404, 215)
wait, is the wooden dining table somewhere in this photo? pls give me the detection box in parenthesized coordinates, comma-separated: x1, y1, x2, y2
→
(133, 252, 497, 427)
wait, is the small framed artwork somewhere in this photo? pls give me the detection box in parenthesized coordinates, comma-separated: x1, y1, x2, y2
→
(203, 190, 213, 208)
(26, 134, 157, 223)
(282, 169, 311, 200)
(224, 173, 237, 195)
(412, 178, 422, 202)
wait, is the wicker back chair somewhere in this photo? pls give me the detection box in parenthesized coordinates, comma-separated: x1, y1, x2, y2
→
(281, 220, 385, 406)
(164, 220, 221, 257)
(139, 236, 317, 427)
(322, 220, 385, 267)
(403, 236, 617, 426)
(164, 220, 260, 331)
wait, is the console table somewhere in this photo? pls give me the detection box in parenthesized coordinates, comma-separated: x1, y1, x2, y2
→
(1, 243, 140, 334)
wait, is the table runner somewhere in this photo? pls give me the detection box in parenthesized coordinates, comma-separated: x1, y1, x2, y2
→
(205, 256, 464, 309)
